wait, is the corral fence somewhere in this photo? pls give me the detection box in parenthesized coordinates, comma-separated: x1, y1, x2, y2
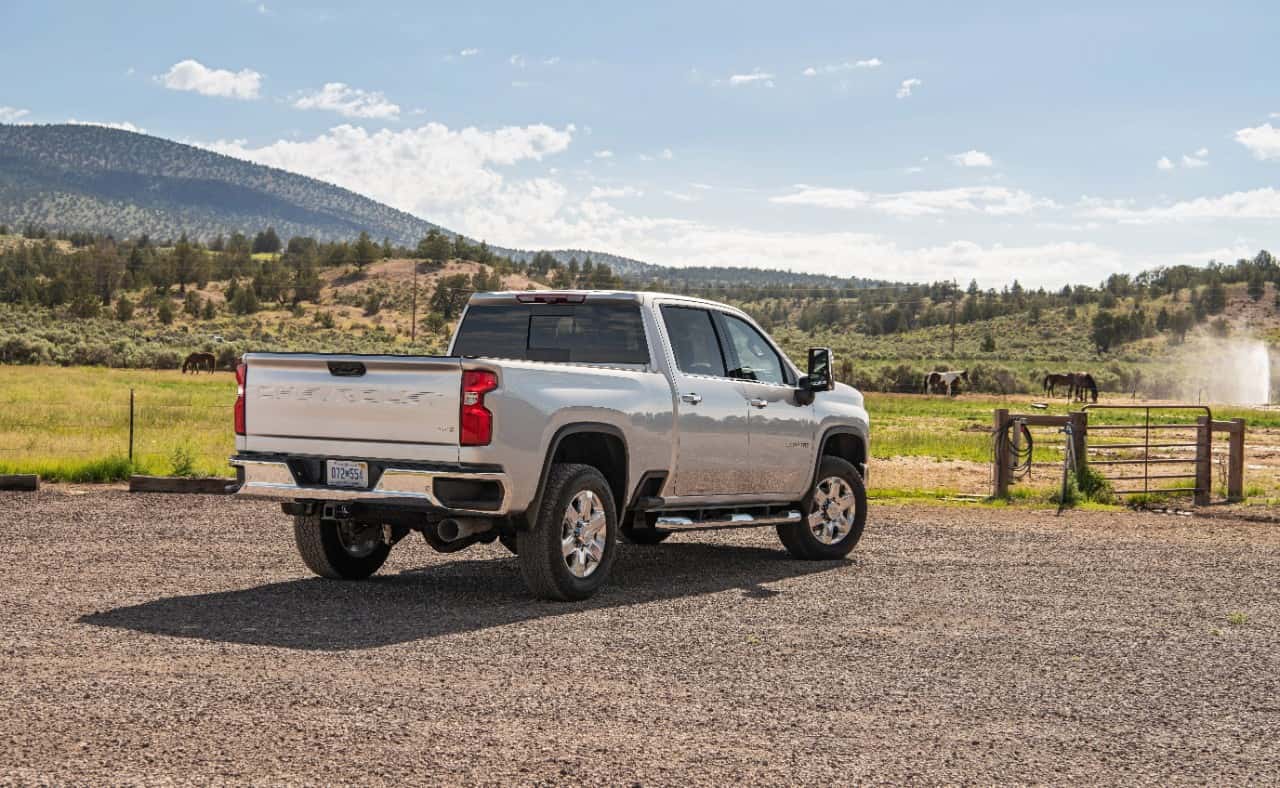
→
(993, 405, 1246, 505)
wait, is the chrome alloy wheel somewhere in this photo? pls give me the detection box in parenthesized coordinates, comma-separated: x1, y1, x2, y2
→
(561, 490, 607, 578)
(336, 522, 381, 558)
(808, 476, 856, 545)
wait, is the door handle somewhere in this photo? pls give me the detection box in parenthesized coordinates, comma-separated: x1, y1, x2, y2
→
(680, 392, 702, 405)
(749, 398, 768, 409)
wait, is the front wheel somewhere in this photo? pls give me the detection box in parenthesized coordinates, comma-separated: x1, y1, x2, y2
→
(517, 463, 618, 601)
(293, 515, 390, 579)
(777, 457, 867, 560)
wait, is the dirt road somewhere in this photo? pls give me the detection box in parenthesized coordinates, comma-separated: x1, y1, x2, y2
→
(2, 490, 1278, 784)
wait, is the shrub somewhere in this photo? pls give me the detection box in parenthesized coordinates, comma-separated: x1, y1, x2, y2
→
(169, 444, 197, 477)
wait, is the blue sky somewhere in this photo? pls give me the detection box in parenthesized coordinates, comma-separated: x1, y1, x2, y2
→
(2, 0, 1279, 287)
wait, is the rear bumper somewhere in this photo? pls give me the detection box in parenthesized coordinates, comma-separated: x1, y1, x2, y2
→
(229, 455, 512, 515)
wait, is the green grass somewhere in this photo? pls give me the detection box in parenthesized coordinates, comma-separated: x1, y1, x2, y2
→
(2, 366, 1276, 491)
(0, 366, 235, 481)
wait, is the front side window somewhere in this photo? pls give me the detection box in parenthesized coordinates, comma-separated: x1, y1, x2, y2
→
(660, 306, 726, 377)
(719, 314, 787, 385)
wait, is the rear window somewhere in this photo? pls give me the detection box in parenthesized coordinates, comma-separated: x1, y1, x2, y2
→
(453, 302, 650, 364)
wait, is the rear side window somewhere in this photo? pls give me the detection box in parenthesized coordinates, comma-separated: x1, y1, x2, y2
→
(453, 303, 649, 364)
(660, 306, 726, 377)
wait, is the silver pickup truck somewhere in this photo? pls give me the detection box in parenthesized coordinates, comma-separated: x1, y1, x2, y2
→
(231, 290, 870, 600)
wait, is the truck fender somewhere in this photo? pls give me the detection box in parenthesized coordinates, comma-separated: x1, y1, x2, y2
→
(525, 422, 630, 529)
(808, 427, 868, 493)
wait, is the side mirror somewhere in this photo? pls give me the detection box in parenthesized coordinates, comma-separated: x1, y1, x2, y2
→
(804, 347, 835, 392)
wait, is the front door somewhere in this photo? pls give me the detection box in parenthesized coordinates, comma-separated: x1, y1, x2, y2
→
(715, 312, 815, 495)
(659, 305, 751, 496)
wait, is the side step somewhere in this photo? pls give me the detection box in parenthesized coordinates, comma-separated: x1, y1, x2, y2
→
(654, 510, 802, 533)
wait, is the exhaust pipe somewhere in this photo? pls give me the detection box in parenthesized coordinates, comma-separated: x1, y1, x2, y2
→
(437, 517, 492, 542)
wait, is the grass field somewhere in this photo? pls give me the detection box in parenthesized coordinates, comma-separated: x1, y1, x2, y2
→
(0, 366, 236, 480)
(3, 367, 1279, 500)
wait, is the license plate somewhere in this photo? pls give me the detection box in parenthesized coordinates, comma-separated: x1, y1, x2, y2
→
(326, 460, 369, 488)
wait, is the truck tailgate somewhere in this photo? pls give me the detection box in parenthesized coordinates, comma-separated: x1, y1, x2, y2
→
(242, 353, 463, 456)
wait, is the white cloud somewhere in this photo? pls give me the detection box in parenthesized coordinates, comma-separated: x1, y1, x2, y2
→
(896, 78, 921, 99)
(771, 185, 1053, 217)
(727, 71, 775, 87)
(0, 106, 30, 123)
(292, 82, 400, 119)
(511, 81, 534, 89)
(803, 57, 882, 76)
(509, 54, 526, 68)
(1181, 153, 1208, 168)
(460, 48, 479, 57)
(665, 190, 697, 202)
(543, 56, 560, 65)
(948, 150, 993, 167)
(521, 209, 1197, 288)
(593, 149, 614, 159)
(159, 59, 262, 100)
(659, 147, 674, 160)
(588, 186, 642, 199)
(200, 121, 575, 242)
(1080, 188, 1280, 223)
(1156, 156, 1174, 170)
(1235, 123, 1280, 160)
(67, 119, 146, 133)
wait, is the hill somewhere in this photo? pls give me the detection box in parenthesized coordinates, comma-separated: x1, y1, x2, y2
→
(0, 124, 883, 290)
(0, 123, 451, 246)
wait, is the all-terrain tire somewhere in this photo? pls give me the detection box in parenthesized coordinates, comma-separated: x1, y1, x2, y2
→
(517, 463, 618, 601)
(777, 456, 867, 560)
(293, 515, 391, 580)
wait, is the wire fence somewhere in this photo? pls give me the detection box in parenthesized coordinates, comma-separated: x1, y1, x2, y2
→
(0, 389, 237, 477)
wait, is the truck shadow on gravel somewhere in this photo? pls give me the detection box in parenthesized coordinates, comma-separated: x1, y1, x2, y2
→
(80, 543, 846, 650)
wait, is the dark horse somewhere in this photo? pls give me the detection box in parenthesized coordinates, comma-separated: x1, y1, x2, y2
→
(182, 352, 217, 374)
(1043, 372, 1076, 398)
(1073, 372, 1098, 403)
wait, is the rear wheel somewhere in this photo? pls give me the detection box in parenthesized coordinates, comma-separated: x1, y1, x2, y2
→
(293, 515, 390, 579)
(517, 463, 618, 601)
(777, 456, 867, 560)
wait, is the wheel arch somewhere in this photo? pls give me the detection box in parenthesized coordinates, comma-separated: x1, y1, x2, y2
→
(528, 422, 629, 526)
(810, 427, 867, 492)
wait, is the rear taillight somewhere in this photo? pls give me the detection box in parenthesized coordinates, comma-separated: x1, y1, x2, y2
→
(234, 362, 247, 436)
(460, 369, 498, 446)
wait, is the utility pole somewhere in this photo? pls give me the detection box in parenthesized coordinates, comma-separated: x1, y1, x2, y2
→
(410, 260, 418, 343)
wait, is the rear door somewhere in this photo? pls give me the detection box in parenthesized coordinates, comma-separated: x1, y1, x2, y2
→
(242, 354, 463, 459)
(658, 305, 752, 496)
(714, 312, 815, 495)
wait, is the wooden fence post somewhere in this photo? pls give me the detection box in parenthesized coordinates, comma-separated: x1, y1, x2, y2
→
(1227, 418, 1246, 502)
(1194, 415, 1212, 506)
(1068, 411, 1088, 477)
(992, 408, 1009, 499)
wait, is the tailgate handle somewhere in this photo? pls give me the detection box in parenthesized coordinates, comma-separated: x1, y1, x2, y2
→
(327, 361, 367, 377)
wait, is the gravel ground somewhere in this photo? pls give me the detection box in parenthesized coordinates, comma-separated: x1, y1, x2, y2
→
(2, 490, 1279, 785)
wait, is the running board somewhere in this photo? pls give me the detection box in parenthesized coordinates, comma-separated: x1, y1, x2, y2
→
(654, 510, 803, 533)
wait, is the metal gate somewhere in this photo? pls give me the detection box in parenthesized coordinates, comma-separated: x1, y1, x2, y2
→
(1082, 404, 1212, 502)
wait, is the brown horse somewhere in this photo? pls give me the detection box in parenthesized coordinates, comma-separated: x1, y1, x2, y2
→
(182, 352, 216, 374)
(1073, 372, 1098, 403)
(1043, 372, 1076, 398)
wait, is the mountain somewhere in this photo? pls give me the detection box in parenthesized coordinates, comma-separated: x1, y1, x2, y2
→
(0, 123, 447, 246)
(0, 123, 877, 289)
